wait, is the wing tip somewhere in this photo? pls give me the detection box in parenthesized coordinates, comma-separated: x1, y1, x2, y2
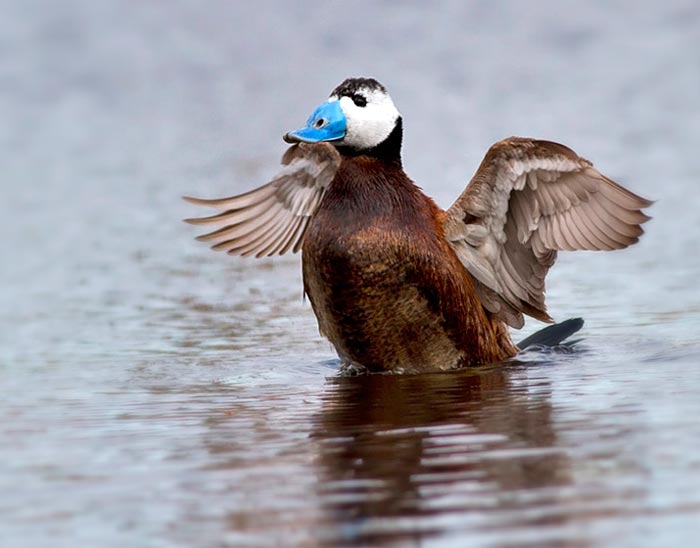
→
(182, 195, 204, 205)
(183, 216, 212, 225)
(182, 195, 232, 208)
(639, 199, 655, 212)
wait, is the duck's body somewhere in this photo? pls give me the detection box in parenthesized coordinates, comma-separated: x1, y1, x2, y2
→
(302, 155, 517, 372)
(185, 78, 651, 373)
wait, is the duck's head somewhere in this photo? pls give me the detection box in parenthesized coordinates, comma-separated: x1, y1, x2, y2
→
(284, 78, 402, 162)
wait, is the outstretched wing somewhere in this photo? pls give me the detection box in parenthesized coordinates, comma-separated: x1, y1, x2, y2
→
(443, 137, 652, 328)
(184, 142, 341, 257)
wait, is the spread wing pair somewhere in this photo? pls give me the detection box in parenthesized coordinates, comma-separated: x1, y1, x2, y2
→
(185, 138, 651, 327)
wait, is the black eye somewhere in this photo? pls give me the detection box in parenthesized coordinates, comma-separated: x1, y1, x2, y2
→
(314, 118, 326, 128)
(350, 94, 367, 107)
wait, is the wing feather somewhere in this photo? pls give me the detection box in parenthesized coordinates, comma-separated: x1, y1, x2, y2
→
(443, 137, 652, 327)
(560, 208, 589, 249)
(264, 216, 302, 256)
(570, 204, 618, 250)
(184, 142, 341, 257)
(584, 198, 637, 245)
(243, 218, 293, 257)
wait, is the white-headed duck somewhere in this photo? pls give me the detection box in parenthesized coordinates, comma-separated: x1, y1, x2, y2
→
(185, 78, 651, 373)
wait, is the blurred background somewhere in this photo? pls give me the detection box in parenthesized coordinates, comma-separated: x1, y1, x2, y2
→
(2, 1, 699, 547)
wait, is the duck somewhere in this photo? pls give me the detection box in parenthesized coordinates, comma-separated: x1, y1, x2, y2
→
(185, 77, 652, 374)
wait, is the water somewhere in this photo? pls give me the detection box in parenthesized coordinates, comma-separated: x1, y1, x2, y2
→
(2, 1, 700, 546)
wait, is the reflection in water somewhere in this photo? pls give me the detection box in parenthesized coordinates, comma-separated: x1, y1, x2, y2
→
(313, 366, 577, 546)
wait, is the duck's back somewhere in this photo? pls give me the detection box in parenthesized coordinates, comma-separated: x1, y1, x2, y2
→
(302, 156, 516, 373)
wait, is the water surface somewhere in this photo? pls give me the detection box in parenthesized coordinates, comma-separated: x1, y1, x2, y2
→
(3, 1, 700, 546)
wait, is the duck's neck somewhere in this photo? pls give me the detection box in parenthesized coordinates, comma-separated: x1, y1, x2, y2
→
(335, 117, 404, 168)
(320, 153, 435, 230)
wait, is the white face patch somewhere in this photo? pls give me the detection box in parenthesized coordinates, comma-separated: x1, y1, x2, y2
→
(333, 87, 400, 150)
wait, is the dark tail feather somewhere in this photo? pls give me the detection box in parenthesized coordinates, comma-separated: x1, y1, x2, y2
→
(517, 318, 584, 350)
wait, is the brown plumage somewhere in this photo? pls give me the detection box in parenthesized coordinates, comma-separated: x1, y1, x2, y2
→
(300, 155, 517, 372)
(184, 78, 652, 373)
